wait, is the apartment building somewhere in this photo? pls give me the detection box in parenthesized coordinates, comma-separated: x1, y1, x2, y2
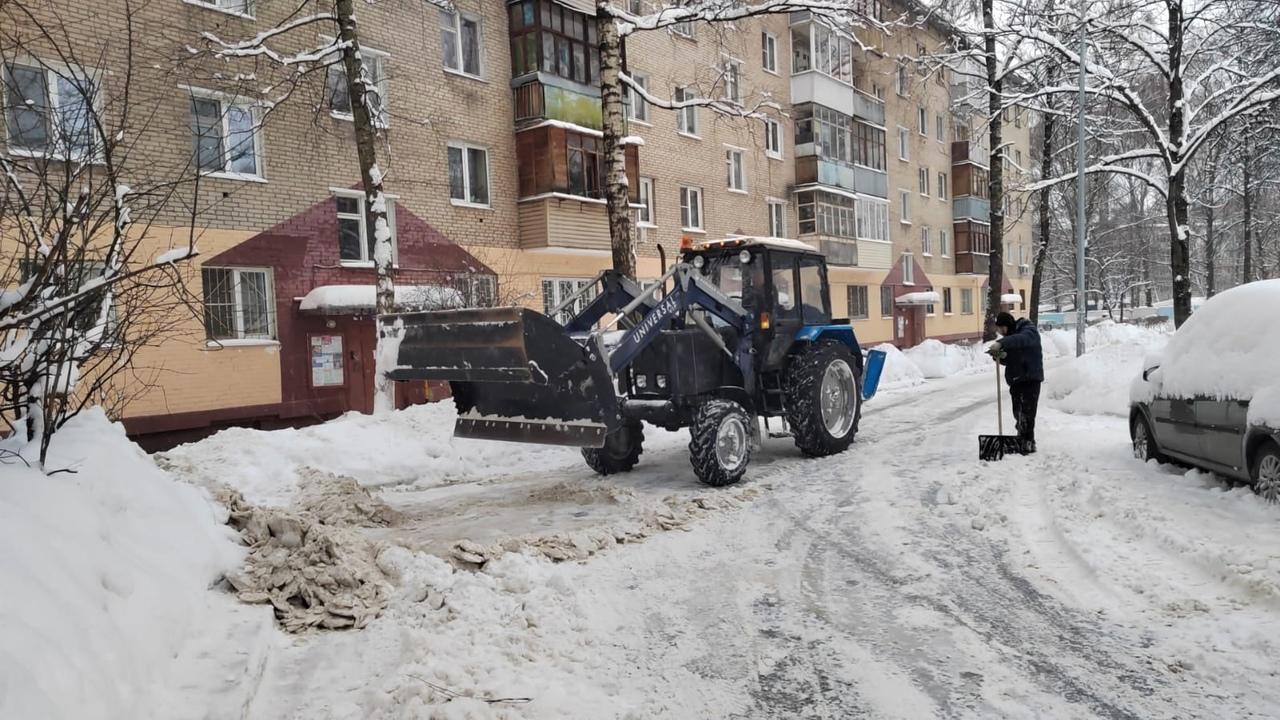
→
(1, 0, 1035, 445)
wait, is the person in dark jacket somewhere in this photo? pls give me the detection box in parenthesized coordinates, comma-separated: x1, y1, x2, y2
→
(987, 311, 1044, 453)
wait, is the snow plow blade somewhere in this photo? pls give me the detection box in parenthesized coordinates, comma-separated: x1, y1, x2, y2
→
(387, 307, 619, 447)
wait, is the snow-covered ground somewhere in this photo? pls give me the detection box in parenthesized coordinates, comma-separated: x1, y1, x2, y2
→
(7, 320, 1280, 719)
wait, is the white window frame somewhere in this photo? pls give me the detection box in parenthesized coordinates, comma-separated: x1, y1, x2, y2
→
(725, 145, 747, 193)
(675, 86, 700, 138)
(902, 253, 915, 285)
(961, 288, 974, 314)
(325, 44, 390, 128)
(721, 55, 743, 105)
(764, 117, 783, 159)
(333, 189, 399, 266)
(637, 176, 656, 227)
(917, 106, 927, 136)
(202, 266, 276, 341)
(918, 167, 929, 196)
(447, 140, 491, 208)
(680, 185, 705, 232)
(767, 197, 787, 237)
(940, 228, 950, 257)
(671, 17, 696, 39)
(921, 225, 932, 256)
(935, 113, 945, 143)
(543, 277, 597, 324)
(762, 31, 778, 74)
(899, 189, 912, 224)
(440, 8, 484, 79)
(895, 61, 908, 96)
(184, 0, 254, 19)
(938, 171, 947, 200)
(897, 126, 909, 161)
(4, 60, 106, 162)
(187, 87, 267, 181)
(626, 72, 651, 124)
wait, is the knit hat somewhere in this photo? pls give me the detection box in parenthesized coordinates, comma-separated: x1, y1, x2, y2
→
(995, 311, 1017, 333)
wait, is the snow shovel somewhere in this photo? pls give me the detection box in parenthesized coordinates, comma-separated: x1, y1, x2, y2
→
(978, 358, 1023, 461)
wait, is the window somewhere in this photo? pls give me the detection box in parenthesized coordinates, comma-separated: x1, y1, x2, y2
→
(895, 61, 908, 96)
(855, 199, 889, 241)
(768, 199, 786, 237)
(675, 86, 699, 136)
(508, 1, 598, 84)
(440, 9, 483, 77)
(921, 226, 931, 255)
(793, 22, 853, 84)
(721, 57, 742, 104)
(897, 126, 909, 160)
(4, 62, 101, 159)
(798, 258, 828, 324)
(202, 267, 274, 340)
(917, 106, 927, 135)
(1014, 108, 1023, 128)
(447, 141, 490, 206)
(847, 285, 869, 320)
(853, 120, 885, 170)
(188, 0, 252, 16)
(899, 190, 911, 223)
(918, 168, 929, 196)
(189, 93, 262, 178)
(542, 277, 597, 324)
(725, 147, 746, 192)
(762, 32, 778, 73)
(680, 186, 704, 230)
(1015, 149, 1023, 170)
(1020, 289, 1027, 305)
(326, 48, 388, 126)
(961, 288, 974, 314)
(628, 0, 645, 13)
(626, 73, 650, 123)
(796, 189, 855, 239)
(938, 171, 948, 200)
(943, 287, 953, 314)
(671, 7, 695, 39)
(764, 117, 783, 159)
(637, 176, 656, 225)
(567, 134, 603, 197)
(880, 285, 894, 317)
(902, 254, 915, 285)
(935, 113, 944, 142)
(940, 229, 950, 256)
(334, 191, 398, 264)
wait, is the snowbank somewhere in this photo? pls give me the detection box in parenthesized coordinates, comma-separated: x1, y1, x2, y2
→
(872, 343, 926, 389)
(1135, 280, 1280, 428)
(1044, 322, 1171, 416)
(902, 339, 985, 379)
(0, 410, 243, 720)
(159, 402, 580, 506)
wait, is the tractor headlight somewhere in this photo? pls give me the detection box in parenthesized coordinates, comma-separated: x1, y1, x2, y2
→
(739, 250, 752, 264)
(692, 255, 705, 269)
(655, 374, 667, 389)
(635, 374, 648, 390)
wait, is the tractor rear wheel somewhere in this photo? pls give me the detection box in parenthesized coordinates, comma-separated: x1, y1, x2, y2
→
(784, 340, 862, 457)
(582, 421, 644, 475)
(689, 399, 754, 487)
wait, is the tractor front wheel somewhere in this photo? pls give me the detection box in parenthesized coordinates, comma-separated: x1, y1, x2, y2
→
(689, 399, 754, 487)
(784, 340, 862, 457)
(582, 421, 644, 475)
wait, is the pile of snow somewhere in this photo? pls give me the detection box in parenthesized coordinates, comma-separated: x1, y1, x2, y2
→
(1044, 321, 1171, 416)
(1131, 280, 1280, 428)
(0, 410, 242, 720)
(871, 342, 926, 389)
(158, 402, 580, 506)
(902, 339, 986, 379)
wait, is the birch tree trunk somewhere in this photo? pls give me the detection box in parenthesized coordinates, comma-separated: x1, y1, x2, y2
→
(597, 4, 636, 279)
(982, 0, 1005, 339)
(335, 0, 398, 412)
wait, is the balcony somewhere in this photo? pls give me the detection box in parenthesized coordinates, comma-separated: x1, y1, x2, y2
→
(955, 252, 990, 275)
(951, 139, 989, 167)
(952, 195, 989, 221)
(794, 156, 888, 198)
(817, 237, 858, 266)
(513, 74, 601, 130)
(790, 72, 885, 125)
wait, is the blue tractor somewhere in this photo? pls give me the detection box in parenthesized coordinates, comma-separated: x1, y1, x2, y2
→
(388, 237, 885, 486)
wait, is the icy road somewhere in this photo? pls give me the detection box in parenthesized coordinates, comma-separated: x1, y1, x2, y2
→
(156, 343, 1280, 720)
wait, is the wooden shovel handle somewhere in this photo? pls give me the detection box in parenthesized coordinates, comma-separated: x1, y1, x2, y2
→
(995, 357, 1003, 435)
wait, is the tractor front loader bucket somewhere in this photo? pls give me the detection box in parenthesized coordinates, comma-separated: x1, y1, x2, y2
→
(387, 307, 620, 447)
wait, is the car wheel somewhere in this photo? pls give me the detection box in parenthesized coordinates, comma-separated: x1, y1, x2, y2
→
(1132, 415, 1164, 463)
(1251, 441, 1280, 504)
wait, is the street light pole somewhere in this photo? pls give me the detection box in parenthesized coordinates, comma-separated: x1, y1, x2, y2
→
(1074, 7, 1088, 357)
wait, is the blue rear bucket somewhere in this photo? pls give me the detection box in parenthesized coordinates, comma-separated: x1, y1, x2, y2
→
(862, 349, 886, 401)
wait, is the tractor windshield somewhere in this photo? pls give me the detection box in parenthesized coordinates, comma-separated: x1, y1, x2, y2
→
(707, 255, 745, 301)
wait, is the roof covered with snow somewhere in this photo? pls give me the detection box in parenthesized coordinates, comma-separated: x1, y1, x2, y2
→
(696, 236, 820, 254)
(896, 291, 942, 306)
(298, 285, 464, 314)
(1001, 293, 1022, 303)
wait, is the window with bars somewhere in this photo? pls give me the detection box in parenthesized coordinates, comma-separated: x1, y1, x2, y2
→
(202, 267, 274, 340)
(880, 285, 894, 317)
(847, 285, 869, 320)
(542, 277, 597, 324)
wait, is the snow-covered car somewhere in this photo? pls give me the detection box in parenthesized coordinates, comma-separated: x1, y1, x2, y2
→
(1129, 280, 1280, 500)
